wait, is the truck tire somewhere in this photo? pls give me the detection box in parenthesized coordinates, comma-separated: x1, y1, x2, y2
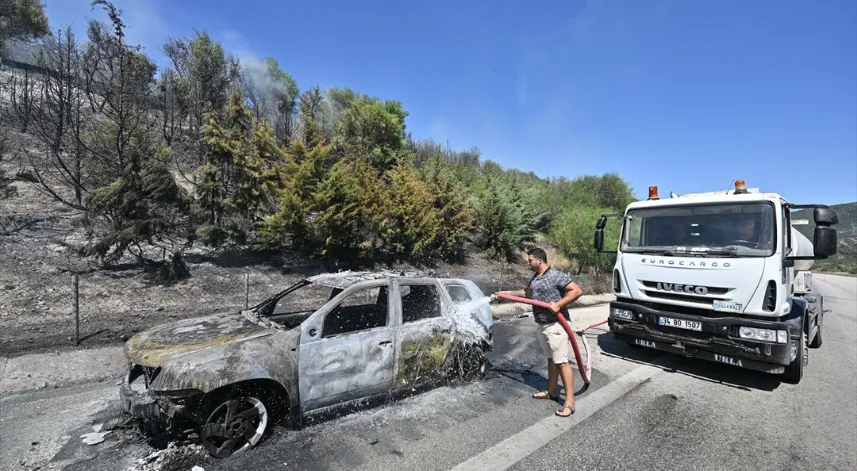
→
(782, 332, 807, 384)
(809, 296, 823, 348)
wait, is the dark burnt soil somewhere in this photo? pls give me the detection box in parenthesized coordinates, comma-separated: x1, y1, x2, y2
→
(0, 153, 608, 358)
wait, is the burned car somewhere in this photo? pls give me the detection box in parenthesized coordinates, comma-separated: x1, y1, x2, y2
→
(119, 271, 493, 457)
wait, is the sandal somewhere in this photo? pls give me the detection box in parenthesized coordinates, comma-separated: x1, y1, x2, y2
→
(555, 403, 576, 417)
(532, 390, 559, 401)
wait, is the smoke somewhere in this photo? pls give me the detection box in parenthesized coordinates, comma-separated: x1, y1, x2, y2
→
(240, 56, 275, 118)
(239, 55, 296, 124)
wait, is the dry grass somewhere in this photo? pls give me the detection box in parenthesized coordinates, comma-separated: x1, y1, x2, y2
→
(543, 244, 573, 271)
(515, 234, 574, 271)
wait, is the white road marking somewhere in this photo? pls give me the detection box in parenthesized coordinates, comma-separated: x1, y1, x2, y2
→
(451, 355, 675, 471)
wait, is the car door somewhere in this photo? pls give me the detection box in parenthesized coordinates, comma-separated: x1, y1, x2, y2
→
(392, 279, 454, 390)
(298, 280, 395, 411)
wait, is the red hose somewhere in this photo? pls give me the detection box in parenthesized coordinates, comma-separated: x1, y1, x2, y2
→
(583, 319, 608, 331)
(495, 293, 594, 384)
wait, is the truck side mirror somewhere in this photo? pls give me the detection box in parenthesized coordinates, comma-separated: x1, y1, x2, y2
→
(593, 212, 622, 254)
(813, 226, 837, 258)
(814, 208, 838, 226)
(786, 204, 838, 261)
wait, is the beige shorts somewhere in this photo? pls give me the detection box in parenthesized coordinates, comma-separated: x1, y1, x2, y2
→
(537, 321, 572, 364)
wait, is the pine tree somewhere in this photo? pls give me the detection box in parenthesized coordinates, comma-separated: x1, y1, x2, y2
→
(257, 140, 330, 253)
(196, 90, 281, 246)
(472, 175, 538, 262)
(313, 159, 365, 262)
(473, 182, 509, 260)
(232, 118, 283, 238)
(420, 156, 473, 262)
(376, 162, 440, 262)
(83, 138, 192, 271)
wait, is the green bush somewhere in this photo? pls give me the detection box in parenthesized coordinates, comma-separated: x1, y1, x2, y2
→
(549, 207, 622, 276)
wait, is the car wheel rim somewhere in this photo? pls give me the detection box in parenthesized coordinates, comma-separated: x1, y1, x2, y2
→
(202, 396, 268, 458)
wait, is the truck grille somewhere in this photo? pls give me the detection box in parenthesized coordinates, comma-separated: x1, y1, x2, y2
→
(641, 281, 730, 305)
(643, 291, 721, 304)
(763, 280, 776, 311)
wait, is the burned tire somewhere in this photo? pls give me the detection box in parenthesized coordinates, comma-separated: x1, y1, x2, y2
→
(451, 343, 488, 382)
(201, 395, 270, 458)
(782, 332, 807, 384)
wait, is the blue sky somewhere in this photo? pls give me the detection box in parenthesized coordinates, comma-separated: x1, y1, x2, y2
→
(45, 0, 856, 205)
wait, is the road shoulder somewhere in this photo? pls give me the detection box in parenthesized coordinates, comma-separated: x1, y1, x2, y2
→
(0, 346, 125, 394)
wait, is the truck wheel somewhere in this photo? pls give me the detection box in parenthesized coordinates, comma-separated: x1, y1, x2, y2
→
(782, 332, 807, 384)
(809, 296, 823, 348)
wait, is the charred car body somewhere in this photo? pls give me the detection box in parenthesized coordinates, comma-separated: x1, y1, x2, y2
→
(119, 271, 493, 457)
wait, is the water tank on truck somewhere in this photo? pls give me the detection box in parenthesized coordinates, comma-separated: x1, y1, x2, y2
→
(790, 227, 815, 272)
(790, 226, 816, 295)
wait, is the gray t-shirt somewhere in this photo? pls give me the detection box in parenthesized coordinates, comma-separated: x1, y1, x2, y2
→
(528, 268, 574, 324)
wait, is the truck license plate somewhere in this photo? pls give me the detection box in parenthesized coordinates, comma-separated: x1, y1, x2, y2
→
(658, 316, 702, 331)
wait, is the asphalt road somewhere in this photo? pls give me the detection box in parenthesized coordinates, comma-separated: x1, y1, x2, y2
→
(2, 275, 855, 471)
(504, 273, 857, 471)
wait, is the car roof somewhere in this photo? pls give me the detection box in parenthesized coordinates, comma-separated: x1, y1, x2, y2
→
(305, 270, 447, 290)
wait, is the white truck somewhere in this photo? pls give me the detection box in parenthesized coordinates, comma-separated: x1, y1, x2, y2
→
(594, 180, 838, 383)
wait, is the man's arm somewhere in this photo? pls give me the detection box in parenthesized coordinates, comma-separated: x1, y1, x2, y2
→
(496, 287, 531, 298)
(497, 276, 534, 299)
(549, 281, 583, 314)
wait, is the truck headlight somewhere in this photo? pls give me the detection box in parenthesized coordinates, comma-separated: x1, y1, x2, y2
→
(612, 308, 633, 320)
(739, 326, 788, 344)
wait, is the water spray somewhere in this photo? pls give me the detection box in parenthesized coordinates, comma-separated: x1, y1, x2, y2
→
(493, 293, 606, 385)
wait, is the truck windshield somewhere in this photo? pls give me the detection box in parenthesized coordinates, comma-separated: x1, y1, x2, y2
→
(622, 202, 776, 257)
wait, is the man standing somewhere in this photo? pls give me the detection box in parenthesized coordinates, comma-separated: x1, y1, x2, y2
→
(499, 248, 583, 417)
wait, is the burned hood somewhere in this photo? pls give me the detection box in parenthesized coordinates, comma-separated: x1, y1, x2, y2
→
(146, 326, 300, 394)
(124, 312, 272, 367)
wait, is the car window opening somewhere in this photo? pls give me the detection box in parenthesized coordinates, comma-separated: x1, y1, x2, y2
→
(445, 284, 473, 303)
(261, 282, 334, 329)
(323, 286, 388, 337)
(401, 284, 442, 323)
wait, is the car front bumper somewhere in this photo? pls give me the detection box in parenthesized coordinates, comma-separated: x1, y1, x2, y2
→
(608, 301, 798, 374)
(119, 368, 162, 420)
(119, 364, 202, 431)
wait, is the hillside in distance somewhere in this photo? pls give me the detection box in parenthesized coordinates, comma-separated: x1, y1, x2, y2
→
(794, 202, 857, 274)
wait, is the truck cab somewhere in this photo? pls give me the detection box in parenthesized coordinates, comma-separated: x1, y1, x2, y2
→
(594, 180, 838, 383)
